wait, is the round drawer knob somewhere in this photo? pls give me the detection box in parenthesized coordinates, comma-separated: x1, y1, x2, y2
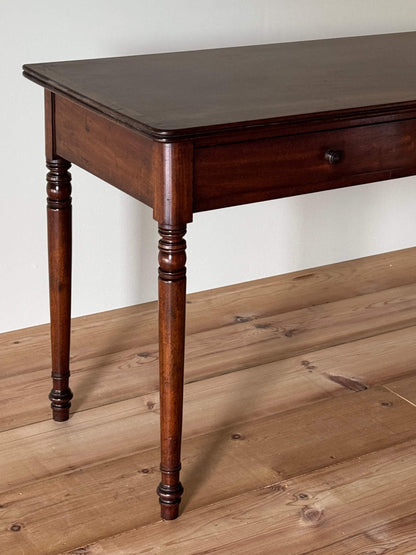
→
(325, 149, 343, 165)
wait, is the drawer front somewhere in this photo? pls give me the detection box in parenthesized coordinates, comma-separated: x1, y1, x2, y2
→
(193, 119, 416, 211)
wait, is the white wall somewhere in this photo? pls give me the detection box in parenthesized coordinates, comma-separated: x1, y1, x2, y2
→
(2, 0, 416, 333)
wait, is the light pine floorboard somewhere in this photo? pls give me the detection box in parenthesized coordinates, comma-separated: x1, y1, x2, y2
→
(1, 248, 416, 554)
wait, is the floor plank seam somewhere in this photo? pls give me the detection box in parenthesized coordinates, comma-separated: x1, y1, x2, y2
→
(7, 278, 414, 372)
(184, 321, 416, 387)
(1, 384, 398, 497)
(383, 385, 416, 408)
(298, 509, 416, 555)
(61, 436, 416, 555)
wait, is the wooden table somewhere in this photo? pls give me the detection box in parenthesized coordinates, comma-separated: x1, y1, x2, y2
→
(23, 32, 416, 520)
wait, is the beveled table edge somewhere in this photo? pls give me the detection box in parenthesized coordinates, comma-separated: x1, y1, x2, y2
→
(22, 67, 416, 143)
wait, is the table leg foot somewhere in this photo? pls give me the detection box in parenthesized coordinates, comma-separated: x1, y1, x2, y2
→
(157, 480, 184, 520)
(49, 386, 73, 421)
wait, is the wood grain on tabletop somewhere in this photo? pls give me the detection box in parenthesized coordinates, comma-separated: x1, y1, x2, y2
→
(23, 33, 416, 138)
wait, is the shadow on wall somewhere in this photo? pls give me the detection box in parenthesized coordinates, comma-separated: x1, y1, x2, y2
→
(71, 166, 159, 319)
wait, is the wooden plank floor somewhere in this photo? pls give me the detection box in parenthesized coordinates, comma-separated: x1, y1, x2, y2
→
(1, 247, 416, 554)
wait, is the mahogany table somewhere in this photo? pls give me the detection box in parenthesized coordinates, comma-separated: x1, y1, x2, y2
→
(23, 32, 416, 520)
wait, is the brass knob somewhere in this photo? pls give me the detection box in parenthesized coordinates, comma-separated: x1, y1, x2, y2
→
(325, 149, 343, 165)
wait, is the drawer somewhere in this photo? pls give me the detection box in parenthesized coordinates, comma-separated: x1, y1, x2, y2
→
(193, 119, 416, 212)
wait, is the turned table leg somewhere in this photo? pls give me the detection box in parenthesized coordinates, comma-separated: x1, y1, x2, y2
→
(46, 158, 73, 421)
(157, 224, 187, 520)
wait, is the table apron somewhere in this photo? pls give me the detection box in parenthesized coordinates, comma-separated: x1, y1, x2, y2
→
(54, 95, 155, 207)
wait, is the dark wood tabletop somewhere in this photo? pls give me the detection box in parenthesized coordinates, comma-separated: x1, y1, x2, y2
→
(23, 32, 416, 139)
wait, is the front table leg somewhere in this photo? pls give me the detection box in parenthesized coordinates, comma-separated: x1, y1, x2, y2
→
(157, 224, 187, 520)
(46, 158, 73, 421)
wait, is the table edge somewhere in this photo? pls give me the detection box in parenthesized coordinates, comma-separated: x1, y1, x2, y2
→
(23, 66, 416, 142)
